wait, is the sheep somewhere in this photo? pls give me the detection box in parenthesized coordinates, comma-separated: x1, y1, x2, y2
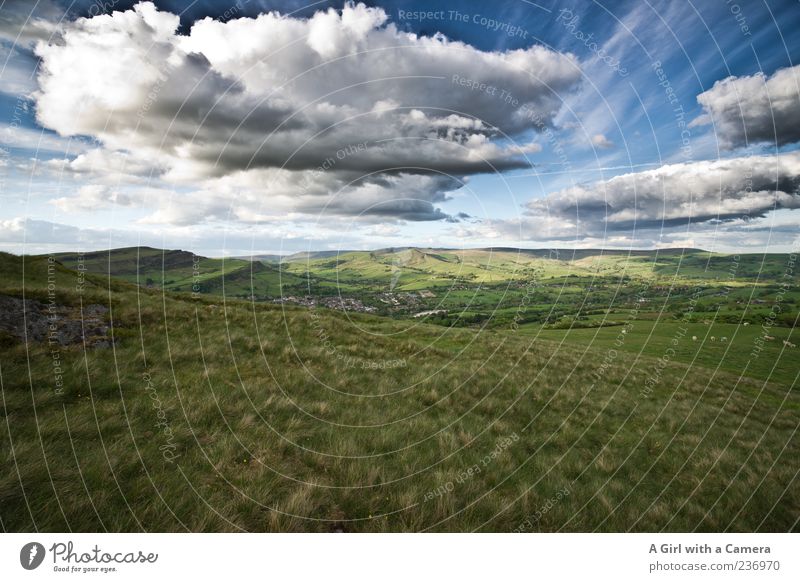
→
(782, 340, 796, 348)
(720, 337, 728, 343)
(710, 336, 716, 342)
(692, 336, 698, 341)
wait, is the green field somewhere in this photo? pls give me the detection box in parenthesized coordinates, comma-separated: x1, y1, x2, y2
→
(519, 320, 798, 390)
(51, 246, 798, 388)
(1, 249, 798, 532)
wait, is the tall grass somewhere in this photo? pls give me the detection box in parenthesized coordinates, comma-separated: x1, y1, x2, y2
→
(1, 253, 797, 532)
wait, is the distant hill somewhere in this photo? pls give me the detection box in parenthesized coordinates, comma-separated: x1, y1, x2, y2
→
(233, 246, 712, 264)
(54, 246, 197, 276)
(280, 250, 359, 263)
(232, 253, 285, 263)
(51, 246, 309, 299)
(48, 244, 794, 303)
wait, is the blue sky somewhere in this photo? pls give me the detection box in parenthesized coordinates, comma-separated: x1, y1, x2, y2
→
(1, 0, 800, 255)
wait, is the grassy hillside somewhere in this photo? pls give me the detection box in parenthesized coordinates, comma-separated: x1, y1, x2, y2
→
(282, 247, 789, 288)
(1, 251, 798, 532)
(49, 246, 800, 388)
(54, 246, 309, 299)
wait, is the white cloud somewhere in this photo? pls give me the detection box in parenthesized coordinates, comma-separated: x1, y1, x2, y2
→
(363, 224, 401, 237)
(50, 184, 134, 212)
(693, 64, 800, 148)
(462, 152, 800, 247)
(455, 211, 800, 253)
(591, 134, 614, 149)
(525, 151, 800, 230)
(0, 124, 88, 156)
(136, 168, 462, 225)
(31, 2, 581, 224)
(48, 148, 165, 182)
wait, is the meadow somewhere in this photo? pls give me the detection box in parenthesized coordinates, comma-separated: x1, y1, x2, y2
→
(1, 249, 798, 532)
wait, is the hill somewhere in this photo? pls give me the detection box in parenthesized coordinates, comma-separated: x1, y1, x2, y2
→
(53, 246, 309, 299)
(0, 250, 797, 532)
(46, 246, 799, 387)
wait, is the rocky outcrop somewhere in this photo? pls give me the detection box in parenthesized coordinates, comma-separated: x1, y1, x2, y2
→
(0, 294, 113, 348)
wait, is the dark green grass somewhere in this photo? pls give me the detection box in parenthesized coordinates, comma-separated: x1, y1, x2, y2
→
(52, 246, 309, 298)
(1, 252, 798, 532)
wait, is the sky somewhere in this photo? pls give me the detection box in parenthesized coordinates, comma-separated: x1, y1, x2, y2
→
(1, 0, 799, 256)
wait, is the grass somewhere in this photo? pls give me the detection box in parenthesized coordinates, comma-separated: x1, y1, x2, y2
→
(54, 247, 308, 299)
(517, 320, 798, 389)
(1, 251, 798, 532)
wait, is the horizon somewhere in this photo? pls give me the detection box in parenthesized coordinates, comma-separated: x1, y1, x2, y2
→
(13, 243, 791, 260)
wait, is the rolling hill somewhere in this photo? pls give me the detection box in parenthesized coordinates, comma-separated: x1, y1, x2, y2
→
(45, 246, 799, 387)
(0, 250, 797, 532)
(53, 246, 310, 299)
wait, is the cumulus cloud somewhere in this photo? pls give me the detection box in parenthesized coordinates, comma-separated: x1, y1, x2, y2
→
(48, 148, 166, 182)
(457, 211, 800, 252)
(138, 168, 462, 225)
(31, 2, 581, 224)
(465, 152, 800, 244)
(526, 151, 800, 230)
(692, 64, 800, 149)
